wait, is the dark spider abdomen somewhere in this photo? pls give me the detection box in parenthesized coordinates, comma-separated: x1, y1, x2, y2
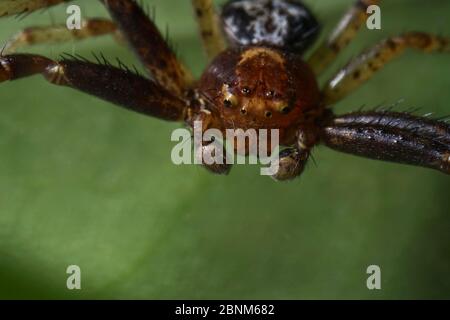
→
(221, 0, 320, 52)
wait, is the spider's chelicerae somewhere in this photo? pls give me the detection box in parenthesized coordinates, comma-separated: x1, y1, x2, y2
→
(1, 0, 449, 180)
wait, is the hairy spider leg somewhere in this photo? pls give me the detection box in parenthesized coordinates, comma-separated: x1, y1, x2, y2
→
(101, 0, 193, 95)
(0, 54, 187, 121)
(3, 18, 120, 54)
(0, 0, 69, 17)
(191, 0, 226, 61)
(307, 0, 380, 76)
(320, 111, 450, 174)
(321, 32, 450, 105)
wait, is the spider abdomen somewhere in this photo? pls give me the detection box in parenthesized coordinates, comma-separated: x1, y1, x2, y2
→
(221, 0, 320, 52)
(198, 46, 320, 145)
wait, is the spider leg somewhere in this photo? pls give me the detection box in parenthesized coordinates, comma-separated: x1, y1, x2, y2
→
(100, 0, 193, 95)
(191, 0, 226, 60)
(0, 53, 187, 121)
(0, 0, 68, 17)
(321, 32, 450, 106)
(307, 0, 380, 76)
(320, 111, 450, 174)
(3, 19, 121, 54)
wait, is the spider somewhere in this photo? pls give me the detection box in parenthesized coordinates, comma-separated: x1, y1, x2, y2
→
(0, 0, 449, 181)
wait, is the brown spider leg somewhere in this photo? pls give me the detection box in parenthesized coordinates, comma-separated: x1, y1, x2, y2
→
(0, 0, 68, 17)
(307, 0, 380, 76)
(3, 19, 121, 54)
(331, 111, 450, 146)
(321, 32, 450, 106)
(191, 0, 226, 60)
(0, 54, 187, 121)
(101, 0, 193, 95)
(320, 111, 450, 174)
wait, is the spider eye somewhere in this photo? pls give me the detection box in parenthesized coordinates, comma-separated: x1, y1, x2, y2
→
(223, 93, 238, 108)
(223, 99, 233, 108)
(280, 106, 291, 114)
(266, 90, 275, 98)
(241, 87, 251, 95)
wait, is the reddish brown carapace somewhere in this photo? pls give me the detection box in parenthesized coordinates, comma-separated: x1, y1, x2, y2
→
(198, 46, 322, 146)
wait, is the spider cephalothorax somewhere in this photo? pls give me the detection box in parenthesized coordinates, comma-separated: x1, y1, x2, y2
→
(0, 0, 449, 181)
(197, 46, 321, 145)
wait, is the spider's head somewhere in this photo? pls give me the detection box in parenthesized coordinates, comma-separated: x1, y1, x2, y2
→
(198, 46, 320, 138)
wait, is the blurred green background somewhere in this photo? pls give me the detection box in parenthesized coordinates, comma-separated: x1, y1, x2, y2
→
(0, 0, 449, 299)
